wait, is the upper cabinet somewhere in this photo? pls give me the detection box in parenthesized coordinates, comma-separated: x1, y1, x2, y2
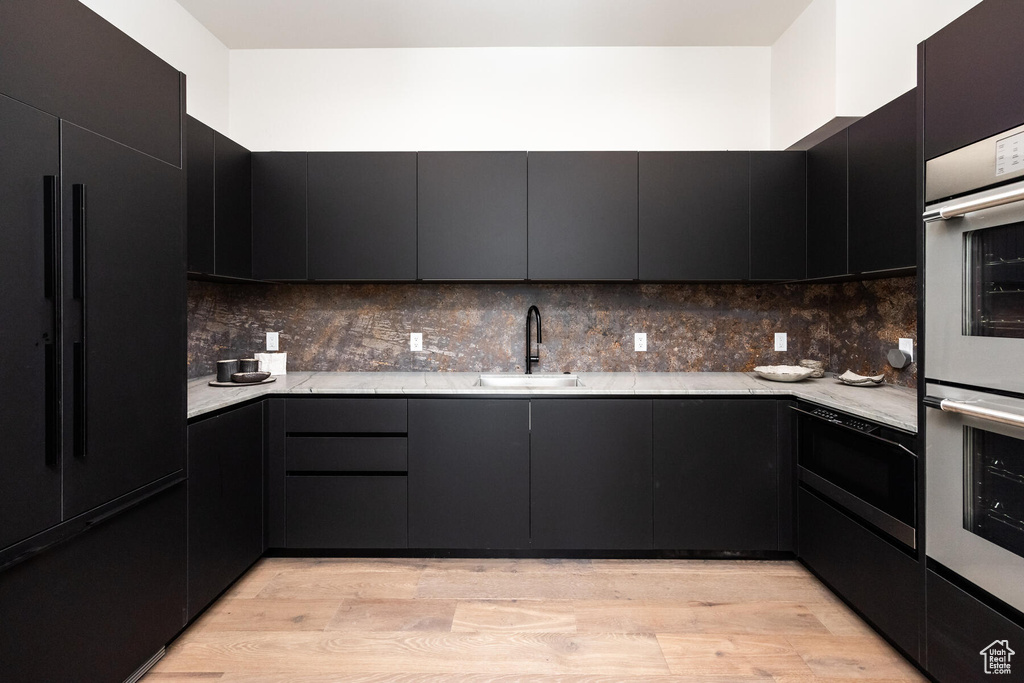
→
(847, 89, 917, 274)
(639, 152, 750, 281)
(252, 153, 307, 280)
(807, 128, 849, 279)
(186, 116, 253, 279)
(750, 152, 807, 281)
(418, 152, 527, 280)
(307, 152, 417, 280)
(0, 0, 182, 167)
(528, 152, 639, 280)
(922, 0, 1024, 160)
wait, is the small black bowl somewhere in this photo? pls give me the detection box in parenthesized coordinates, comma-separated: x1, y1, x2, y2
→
(231, 371, 271, 383)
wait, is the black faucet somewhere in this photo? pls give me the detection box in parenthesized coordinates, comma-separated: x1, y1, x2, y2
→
(525, 305, 542, 374)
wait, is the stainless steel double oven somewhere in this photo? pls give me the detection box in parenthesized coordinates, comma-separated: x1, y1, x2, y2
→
(925, 123, 1024, 614)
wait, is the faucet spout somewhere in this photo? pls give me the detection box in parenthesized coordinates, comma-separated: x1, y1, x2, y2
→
(525, 305, 542, 374)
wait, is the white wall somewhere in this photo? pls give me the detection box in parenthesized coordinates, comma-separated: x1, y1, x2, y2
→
(228, 47, 771, 152)
(79, 0, 231, 131)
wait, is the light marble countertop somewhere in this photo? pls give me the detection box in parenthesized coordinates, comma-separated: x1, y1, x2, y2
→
(188, 371, 917, 432)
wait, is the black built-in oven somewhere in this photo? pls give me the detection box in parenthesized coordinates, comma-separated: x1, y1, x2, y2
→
(795, 405, 918, 550)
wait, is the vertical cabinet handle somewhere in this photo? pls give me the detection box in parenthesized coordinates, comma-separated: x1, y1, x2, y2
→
(72, 184, 87, 460)
(45, 344, 59, 468)
(43, 176, 58, 299)
(74, 341, 86, 459)
(73, 184, 86, 300)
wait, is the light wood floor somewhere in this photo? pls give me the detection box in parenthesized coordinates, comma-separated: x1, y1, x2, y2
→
(144, 557, 928, 682)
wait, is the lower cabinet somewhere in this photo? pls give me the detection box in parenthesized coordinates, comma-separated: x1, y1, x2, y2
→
(187, 402, 264, 621)
(0, 482, 186, 681)
(408, 399, 530, 549)
(799, 487, 921, 662)
(287, 476, 407, 548)
(654, 399, 780, 550)
(926, 568, 1024, 682)
(530, 399, 654, 550)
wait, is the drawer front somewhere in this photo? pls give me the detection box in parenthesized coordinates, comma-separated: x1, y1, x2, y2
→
(285, 476, 407, 549)
(285, 399, 407, 433)
(287, 437, 407, 472)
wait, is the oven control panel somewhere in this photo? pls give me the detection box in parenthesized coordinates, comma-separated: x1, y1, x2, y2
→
(809, 407, 879, 434)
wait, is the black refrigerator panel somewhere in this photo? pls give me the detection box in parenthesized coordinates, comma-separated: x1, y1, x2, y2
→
(0, 95, 62, 550)
(60, 122, 186, 519)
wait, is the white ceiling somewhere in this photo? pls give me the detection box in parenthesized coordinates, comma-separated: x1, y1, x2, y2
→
(173, 0, 815, 49)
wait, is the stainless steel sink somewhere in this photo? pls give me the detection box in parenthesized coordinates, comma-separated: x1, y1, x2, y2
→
(477, 374, 581, 388)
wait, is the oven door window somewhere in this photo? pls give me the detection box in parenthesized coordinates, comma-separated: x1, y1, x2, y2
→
(968, 222, 1024, 338)
(966, 426, 1024, 558)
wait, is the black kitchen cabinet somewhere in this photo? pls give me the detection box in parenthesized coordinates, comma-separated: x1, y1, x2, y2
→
(253, 152, 308, 280)
(408, 399, 530, 549)
(214, 132, 253, 279)
(186, 116, 216, 274)
(528, 152, 639, 280)
(922, 0, 1024, 160)
(639, 152, 750, 280)
(0, 95, 61, 550)
(287, 477, 408, 548)
(531, 399, 653, 549)
(750, 152, 807, 280)
(187, 402, 264, 621)
(61, 121, 185, 518)
(654, 399, 780, 550)
(848, 89, 917, 274)
(926, 568, 1024, 681)
(0, 0, 182, 167)
(799, 487, 921, 662)
(807, 128, 849, 279)
(186, 116, 254, 278)
(418, 152, 528, 280)
(307, 152, 417, 280)
(0, 482, 186, 682)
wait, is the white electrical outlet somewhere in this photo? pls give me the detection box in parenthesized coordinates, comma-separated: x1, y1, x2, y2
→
(635, 333, 647, 352)
(774, 332, 787, 352)
(899, 337, 914, 362)
(410, 332, 422, 352)
(266, 331, 279, 351)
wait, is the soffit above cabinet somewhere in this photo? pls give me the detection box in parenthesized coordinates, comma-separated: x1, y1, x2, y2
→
(173, 0, 813, 49)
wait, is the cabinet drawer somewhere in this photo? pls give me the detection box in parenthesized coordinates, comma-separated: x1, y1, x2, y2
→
(285, 476, 407, 549)
(286, 437, 407, 472)
(285, 399, 407, 433)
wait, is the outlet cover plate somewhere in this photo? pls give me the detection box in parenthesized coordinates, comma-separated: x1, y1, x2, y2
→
(266, 331, 279, 351)
(410, 332, 422, 351)
(774, 332, 787, 352)
(635, 333, 647, 352)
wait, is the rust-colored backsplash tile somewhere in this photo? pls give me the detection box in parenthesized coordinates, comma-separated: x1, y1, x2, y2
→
(187, 277, 917, 388)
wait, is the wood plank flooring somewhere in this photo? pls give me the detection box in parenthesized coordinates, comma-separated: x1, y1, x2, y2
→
(144, 558, 927, 682)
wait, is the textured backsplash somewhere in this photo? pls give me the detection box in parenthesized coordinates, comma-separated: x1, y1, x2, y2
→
(187, 277, 917, 387)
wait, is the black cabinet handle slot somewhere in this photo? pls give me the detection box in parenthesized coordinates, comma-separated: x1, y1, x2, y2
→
(43, 175, 58, 299)
(73, 341, 86, 459)
(73, 183, 86, 300)
(44, 343, 59, 468)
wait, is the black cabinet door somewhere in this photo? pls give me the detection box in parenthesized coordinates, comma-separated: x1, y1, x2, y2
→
(528, 152, 638, 280)
(639, 152, 750, 280)
(848, 89, 917, 274)
(253, 152, 308, 280)
(654, 399, 779, 550)
(750, 152, 807, 280)
(186, 116, 216, 274)
(531, 400, 653, 549)
(61, 122, 185, 519)
(0, 0, 182, 167)
(286, 476, 408, 548)
(408, 399, 530, 549)
(0, 483, 186, 682)
(418, 152, 528, 280)
(187, 403, 264, 621)
(0, 95, 61, 549)
(923, 0, 1024, 160)
(307, 153, 417, 280)
(807, 129, 849, 279)
(214, 133, 252, 279)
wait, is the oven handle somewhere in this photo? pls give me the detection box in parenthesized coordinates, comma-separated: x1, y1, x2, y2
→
(923, 185, 1024, 221)
(923, 395, 1024, 429)
(789, 405, 917, 457)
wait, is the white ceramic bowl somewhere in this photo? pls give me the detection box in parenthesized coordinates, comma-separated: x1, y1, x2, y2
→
(753, 365, 815, 382)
